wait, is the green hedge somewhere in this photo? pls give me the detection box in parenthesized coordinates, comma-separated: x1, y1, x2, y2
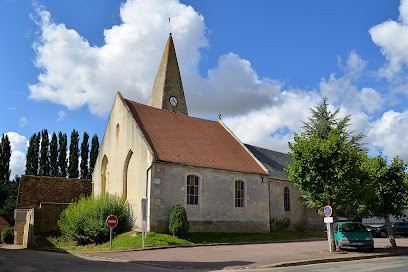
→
(58, 194, 132, 244)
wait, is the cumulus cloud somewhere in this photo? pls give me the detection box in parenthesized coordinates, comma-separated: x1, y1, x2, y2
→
(368, 110, 408, 161)
(5, 132, 28, 178)
(369, 0, 408, 79)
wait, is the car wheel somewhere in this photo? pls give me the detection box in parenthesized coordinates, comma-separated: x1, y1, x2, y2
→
(380, 230, 387, 238)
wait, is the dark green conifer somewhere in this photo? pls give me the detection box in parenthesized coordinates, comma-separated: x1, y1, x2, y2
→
(58, 132, 68, 177)
(80, 132, 89, 179)
(49, 132, 58, 177)
(89, 134, 99, 179)
(39, 129, 50, 176)
(68, 130, 80, 178)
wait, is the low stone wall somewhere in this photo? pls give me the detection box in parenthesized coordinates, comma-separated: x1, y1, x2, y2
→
(34, 203, 69, 235)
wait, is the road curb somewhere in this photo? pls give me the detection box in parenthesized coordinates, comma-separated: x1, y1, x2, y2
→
(258, 250, 408, 269)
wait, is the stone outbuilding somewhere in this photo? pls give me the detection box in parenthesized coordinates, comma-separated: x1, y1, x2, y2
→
(92, 33, 323, 233)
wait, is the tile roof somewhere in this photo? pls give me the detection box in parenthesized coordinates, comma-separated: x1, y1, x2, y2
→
(0, 215, 9, 226)
(124, 99, 267, 175)
(245, 144, 292, 180)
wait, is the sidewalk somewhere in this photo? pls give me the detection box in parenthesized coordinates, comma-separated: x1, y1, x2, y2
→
(71, 237, 408, 270)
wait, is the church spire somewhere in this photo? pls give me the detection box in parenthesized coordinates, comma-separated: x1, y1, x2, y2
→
(148, 33, 188, 115)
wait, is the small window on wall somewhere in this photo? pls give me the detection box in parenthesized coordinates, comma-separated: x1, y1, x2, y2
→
(235, 180, 245, 207)
(187, 175, 199, 205)
(284, 187, 290, 211)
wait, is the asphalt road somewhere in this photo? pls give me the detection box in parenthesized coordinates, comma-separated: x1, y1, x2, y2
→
(1, 238, 408, 271)
(234, 256, 408, 272)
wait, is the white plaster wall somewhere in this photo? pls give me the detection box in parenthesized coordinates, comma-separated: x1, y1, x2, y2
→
(92, 93, 153, 230)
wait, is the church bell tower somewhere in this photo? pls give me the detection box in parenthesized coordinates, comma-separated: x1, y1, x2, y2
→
(148, 33, 188, 115)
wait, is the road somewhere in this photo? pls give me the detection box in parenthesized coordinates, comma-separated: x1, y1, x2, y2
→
(1, 238, 408, 271)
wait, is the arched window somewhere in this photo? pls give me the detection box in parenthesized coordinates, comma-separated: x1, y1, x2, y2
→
(101, 155, 108, 195)
(235, 180, 245, 207)
(284, 186, 290, 211)
(123, 150, 133, 199)
(186, 175, 199, 205)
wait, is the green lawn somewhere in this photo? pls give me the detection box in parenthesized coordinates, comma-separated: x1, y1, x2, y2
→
(38, 231, 325, 252)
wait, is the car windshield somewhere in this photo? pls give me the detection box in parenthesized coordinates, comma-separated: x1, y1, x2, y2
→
(339, 223, 368, 232)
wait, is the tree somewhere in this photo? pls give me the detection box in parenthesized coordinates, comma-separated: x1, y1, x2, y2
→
(39, 129, 50, 176)
(288, 97, 366, 251)
(0, 175, 19, 225)
(80, 132, 89, 179)
(34, 132, 41, 175)
(58, 132, 68, 177)
(25, 133, 37, 175)
(89, 134, 99, 179)
(302, 96, 365, 149)
(0, 134, 11, 187)
(49, 132, 58, 177)
(68, 130, 80, 178)
(363, 154, 408, 248)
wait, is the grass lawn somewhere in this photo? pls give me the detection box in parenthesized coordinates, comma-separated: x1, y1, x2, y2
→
(38, 231, 326, 252)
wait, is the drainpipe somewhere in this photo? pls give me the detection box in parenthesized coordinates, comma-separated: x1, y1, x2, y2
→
(146, 163, 153, 198)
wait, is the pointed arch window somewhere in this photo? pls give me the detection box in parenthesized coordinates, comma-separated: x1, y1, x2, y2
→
(284, 187, 290, 211)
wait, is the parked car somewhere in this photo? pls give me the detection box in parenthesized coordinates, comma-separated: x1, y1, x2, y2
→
(373, 222, 408, 238)
(334, 222, 374, 252)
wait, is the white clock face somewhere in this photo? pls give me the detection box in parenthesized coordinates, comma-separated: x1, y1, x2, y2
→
(169, 96, 178, 106)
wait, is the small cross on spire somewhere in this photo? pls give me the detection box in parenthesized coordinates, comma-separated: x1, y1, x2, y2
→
(169, 17, 172, 35)
(217, 113, 222, 120)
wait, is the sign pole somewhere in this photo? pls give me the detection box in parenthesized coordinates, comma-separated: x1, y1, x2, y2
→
(110, 227, 113, 251)
(323, 206, 334, 252)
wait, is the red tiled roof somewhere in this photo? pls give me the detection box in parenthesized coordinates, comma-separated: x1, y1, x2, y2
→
(124, 99, 267, 175)
(0, 215, 9, 226)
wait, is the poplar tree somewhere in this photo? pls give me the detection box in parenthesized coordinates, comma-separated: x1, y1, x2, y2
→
(68, 130, 80, 178)
(80, 132, 89, 179)
(58, 132, 68, 177)
(89, 134, 99, 179)
(25, 133, 37, 175)
(49, 132, 58, 177)
(0, 134, 11, 187)
(33, 132, 41, 175)
(39, 129, 50, 176)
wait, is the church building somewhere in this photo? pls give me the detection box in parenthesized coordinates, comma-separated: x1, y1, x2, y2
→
(92, 34, 322, 233)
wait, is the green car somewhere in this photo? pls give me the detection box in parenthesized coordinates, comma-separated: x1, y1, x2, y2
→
(334, 222, 374, 252)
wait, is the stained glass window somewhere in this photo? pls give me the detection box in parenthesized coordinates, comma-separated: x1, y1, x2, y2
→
(284, 187, 290, 211)
(235, 180, 245, 207)
(187, 175, 199, 205)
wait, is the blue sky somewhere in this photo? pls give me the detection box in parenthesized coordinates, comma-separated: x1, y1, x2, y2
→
(2, 0, 408, 177)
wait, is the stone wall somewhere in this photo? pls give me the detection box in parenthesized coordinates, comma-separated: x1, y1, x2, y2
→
(17, 175, 92, 209)
(150, 163, 270, 233)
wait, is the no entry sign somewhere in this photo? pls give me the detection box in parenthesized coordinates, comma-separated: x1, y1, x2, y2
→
(106, 215, 118, 228)
(324, 206, 332, 217)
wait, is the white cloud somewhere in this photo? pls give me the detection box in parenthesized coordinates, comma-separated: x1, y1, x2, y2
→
(57, 110, 66, 122)
(18, 117, 27, 128)
(369, 0, 408, 79)
(5, 132, 28, 178)
(320, 51, 384, 114)
(368, 110, 408, 161)
(29, 0, 207, 116)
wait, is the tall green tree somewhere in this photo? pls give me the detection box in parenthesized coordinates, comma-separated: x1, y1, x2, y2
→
(80, 132, 89, 179)
(49, 132, 58, 177)
(58, 132, 68, 177)
(302, 96, 365, 149)
(25, 133, 37, 175)
(34, 132, 41, 175)
(0, 134, 11, 187)
(68, 130, 80, 178)
(39, 129, 50, 176)
(89, 134, 99, 179)
(0, 175, 19, 225)
(363, 154, 408, 248)
(288, 97, 367, 251)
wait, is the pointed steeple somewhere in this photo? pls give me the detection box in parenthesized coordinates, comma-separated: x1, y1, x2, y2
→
(148, 33, 188, 115)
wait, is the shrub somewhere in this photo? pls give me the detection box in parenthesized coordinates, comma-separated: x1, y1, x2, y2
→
(1, 229, 14, 244)
(294, 219, 308, 237)
(58, 194, 132, 244)
(270, 217, 291, 231)
(168, 204, 189, 238)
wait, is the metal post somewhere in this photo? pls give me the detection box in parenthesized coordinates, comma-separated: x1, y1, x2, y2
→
(109, 227, 113, 251)
(327, 223, 332, 252)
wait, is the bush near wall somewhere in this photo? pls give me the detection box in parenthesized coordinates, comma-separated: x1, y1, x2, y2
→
(169, 204, 190, 238)
(58, 194, 132, 245)
(1, 229, 14, 244)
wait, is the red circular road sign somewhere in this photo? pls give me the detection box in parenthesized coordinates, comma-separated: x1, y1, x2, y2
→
(106, 215, 118, 228)
(324, 206, 332, 217)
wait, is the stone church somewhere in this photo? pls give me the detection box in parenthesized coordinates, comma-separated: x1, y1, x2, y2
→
(92, 34, 322, 233)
